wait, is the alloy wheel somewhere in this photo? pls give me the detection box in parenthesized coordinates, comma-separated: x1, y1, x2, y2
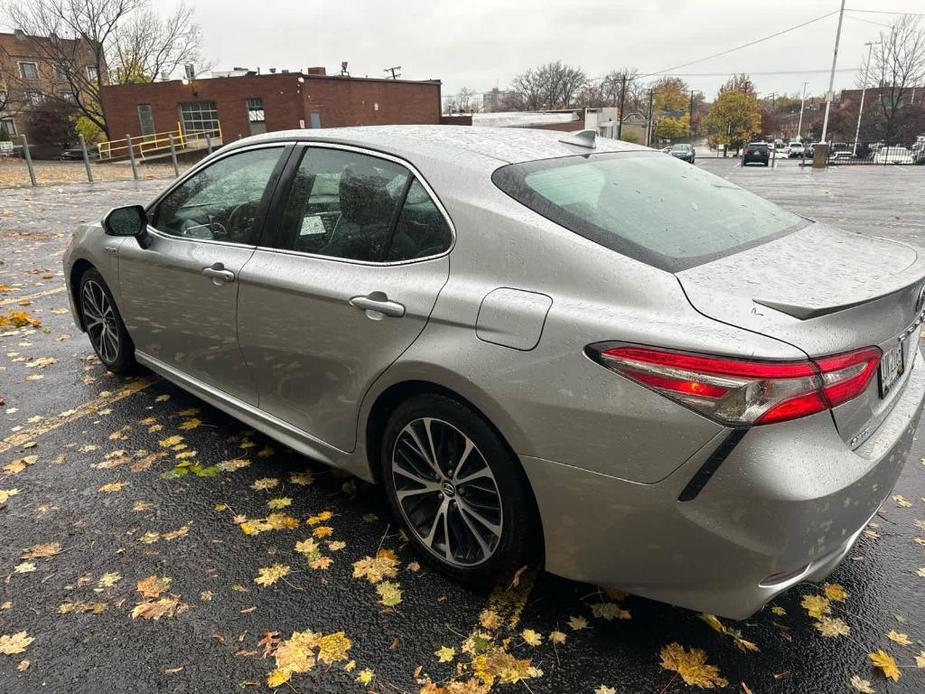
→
(391, 417, 503, 567)
(81, 280, 120, 364)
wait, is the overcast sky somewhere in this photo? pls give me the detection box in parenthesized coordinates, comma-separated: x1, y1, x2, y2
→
(6, 1, 925, 100)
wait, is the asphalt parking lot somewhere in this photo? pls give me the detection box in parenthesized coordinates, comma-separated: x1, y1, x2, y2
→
(1, 162, 925, 693)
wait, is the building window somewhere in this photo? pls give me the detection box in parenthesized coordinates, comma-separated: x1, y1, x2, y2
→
(57, 90, 75, 103)
(179, 101, 219, 135)
(19, 62, 39, 80)
(1, 117, 16, 137)
(137, 104, 155, 135)
(86, 65, 99, 81)
(246, 97, 265, 123)
(53, 63, 67, 80)
(0, 91, 8, 111)
(26, 90, 44, 106)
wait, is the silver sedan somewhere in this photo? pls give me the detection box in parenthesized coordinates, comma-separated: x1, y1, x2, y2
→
(63, 126, 925, 619)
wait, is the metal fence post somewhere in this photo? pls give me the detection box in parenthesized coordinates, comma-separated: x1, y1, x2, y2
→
(206, 135, 213, 155)
(126, 133, 138, 180)
(20, 135, 36, 186)
(168, 134, 179, 177)
(79, 134, 94, 183)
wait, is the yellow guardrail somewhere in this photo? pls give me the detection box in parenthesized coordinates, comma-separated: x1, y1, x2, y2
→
(97, 122, 223, 162)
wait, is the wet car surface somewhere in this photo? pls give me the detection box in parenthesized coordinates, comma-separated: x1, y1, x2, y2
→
(2, 164, 925, 692)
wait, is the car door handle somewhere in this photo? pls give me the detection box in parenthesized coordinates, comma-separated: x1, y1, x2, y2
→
(349, 293, 405, 318)
(202, 263, 235, 284)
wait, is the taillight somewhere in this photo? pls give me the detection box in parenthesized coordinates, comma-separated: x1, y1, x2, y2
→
(586, 344, 881, 426)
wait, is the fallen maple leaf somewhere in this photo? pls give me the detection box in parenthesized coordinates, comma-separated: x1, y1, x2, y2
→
(849, 674, 874, 693)
(521, 629, 543, 646)
(887, 630, 911, 645)
(435, 645, 456, 662)
(0, 631, 33, 655)
(267, 497, 292, 510)
(255, 563, 291, 587)
(136, 575, 171, 598)
(915, 650, 925, 668)
(353, 552, 399, 584)
(801, 594, 831, 619)
(98, 481, 126, 493)
(568, 615, 589, 631)
(131, 595, 187, 620)
(376, 580, 402, 607)
(815, 617, 850, 638)
(317, 631, 352, 664)
(21, 542, 61, 560)
(355, 668, 374, 685)
(659, 643, 728, 689)
(823, 583, 849, 602)
(549, 630, 567, 645)
(591, 602, 630, 620)
(869, 649, 901, 681)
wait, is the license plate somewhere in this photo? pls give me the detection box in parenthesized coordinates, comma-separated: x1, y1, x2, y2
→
(879, 342, 905, 397)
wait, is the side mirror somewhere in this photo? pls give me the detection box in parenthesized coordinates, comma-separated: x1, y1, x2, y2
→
(102, 205, 151, 248)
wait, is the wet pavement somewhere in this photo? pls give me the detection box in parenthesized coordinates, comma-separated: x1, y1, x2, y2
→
(1, 165, 924, 693)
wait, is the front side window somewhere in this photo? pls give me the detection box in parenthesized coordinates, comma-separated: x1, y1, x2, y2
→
(492, 151, 806, 272)
(275, 148, 412, 262)
(19, 62, 38, 80)
(153, 147, 282, 244)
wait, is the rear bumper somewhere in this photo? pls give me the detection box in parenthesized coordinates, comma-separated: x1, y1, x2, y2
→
(522, 350, 925, 619)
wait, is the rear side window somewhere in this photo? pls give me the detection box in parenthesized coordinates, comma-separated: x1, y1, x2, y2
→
(492, 152, 806, 272)
(274, 147, 451, 262)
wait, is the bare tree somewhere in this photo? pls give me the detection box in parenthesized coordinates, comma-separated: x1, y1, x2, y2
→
(867, 15, 925, 140)
(3, 0, 205, 136)
(511, 61, 587, 110)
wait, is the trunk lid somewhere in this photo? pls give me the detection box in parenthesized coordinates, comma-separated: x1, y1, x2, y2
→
(677, 222, 925, 447)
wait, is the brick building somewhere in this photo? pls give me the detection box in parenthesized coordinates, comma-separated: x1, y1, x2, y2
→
(100, 69, 443, 143)
(0, 29, 103, 152)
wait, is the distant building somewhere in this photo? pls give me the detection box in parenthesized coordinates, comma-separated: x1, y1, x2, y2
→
(0, 29, 105, 153)
(838, 86, 924, 109)
(100, 68, 443, 145)
(481, 87, 515, 112)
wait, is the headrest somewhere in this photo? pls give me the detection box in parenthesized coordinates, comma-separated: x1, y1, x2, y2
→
(339, 163, 395, 225)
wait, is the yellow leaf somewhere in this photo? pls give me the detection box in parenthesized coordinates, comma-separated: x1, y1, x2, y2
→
(849, 675, 875, 693)
(312, 525, 333, 538)
(267, 497, 292, 510)
(0, 489, 20, 504)
(178, 418, 201, 430)
(289, 472, 313, 486)
(131, 595, 186, 620)
(549, 630, 567, 645)
(471, 646, 539, 685)
(659, 643, 728, 689)
(915, 650, 925, 668)
(815, 616, 850, 638)
(892, 494, 913, 508)
(568, 615, 589, 631)
(916, 567, 925, 578)
(0, 631, 34, 655)
(595, 687, 617, 694)
(352, 553, 399, 584)
(97, 572, 122, 588)
(698, 613, 726, 634)
(869, 649, 900, 681)
(309, 556, 332, 570)
(317, 631, 351, 663)
(327, 540, 346, 552)
(355, 668, 374, 685)
(435, 645, 456, 662)
(132, 500, 153, 512)
(801, 594, 831, 619)
(479, 609, 501, 630)
(136, 576, 171, 598)
(251, 477, 279, 491)
(162, 526, 189, 541)
(266, 669, 290, 687)
(158, 435, 183, 448)
(887, 630, 911, 645)
(307, 510, 333, 525)
(521, 629, 543, 646)
(255, 564, 291, 587)
(823, 583, 849, 602)
(295, 538, 319, 555)
(139, 531, 161, 544)
(376, 580, 402, 606)
(21, 542, 61, 560)
(98, 481, 126, 493)
(275, 630, 319, 673)
(13, 562, 36, 574)
(770, 606, 787, 616)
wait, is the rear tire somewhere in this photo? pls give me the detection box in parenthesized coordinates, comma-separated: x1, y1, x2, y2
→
(78, 268, 136, 375)
(381, 394, 538, 589)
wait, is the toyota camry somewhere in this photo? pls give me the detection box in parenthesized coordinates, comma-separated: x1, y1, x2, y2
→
(63, 126, 925, 619)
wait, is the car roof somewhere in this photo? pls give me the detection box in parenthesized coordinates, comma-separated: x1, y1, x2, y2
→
(220, 124, 650, 172)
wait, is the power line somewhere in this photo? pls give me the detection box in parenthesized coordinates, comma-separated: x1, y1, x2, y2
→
(642, 10, 841, 77)
(666, 68, 859, 77)
(844, 7, 925, 16)
(844, 12, 894, 28)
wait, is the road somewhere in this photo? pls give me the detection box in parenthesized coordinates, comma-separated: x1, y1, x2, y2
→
(1, 164, 924, 693)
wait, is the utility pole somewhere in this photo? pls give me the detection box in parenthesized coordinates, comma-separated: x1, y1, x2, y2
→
(852, 40, 880, 156)
(646, 88, 654, 147)
(820, 0, 846, 143)
(616, 72, 627, 140)
(797, 81, 808, 139)
(688, 90, 694, 139)
(384, 66, 401, 79)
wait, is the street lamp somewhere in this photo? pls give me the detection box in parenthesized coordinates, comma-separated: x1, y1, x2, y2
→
(852, 40, 881, 156)
(797, 81, 808, 140)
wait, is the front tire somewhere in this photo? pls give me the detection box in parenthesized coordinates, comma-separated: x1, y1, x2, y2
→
(381, 394, 538, 588)
(78, 268, 136, 374)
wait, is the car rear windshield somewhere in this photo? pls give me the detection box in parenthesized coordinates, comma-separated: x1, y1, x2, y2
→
(491, 151, 807, 272)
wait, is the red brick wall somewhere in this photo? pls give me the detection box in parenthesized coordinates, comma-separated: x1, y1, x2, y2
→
(100, 74, 442, 143)
(301, 76, 441, 128)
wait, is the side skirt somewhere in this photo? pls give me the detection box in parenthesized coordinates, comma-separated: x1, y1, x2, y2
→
(135, 352, 374, 481)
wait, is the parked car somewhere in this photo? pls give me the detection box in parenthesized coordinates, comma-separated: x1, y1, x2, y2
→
(743, 141, 770, 166)
(787, 141, 803, 158)
(829, 142, 852, 160)
(803, 142, 817, 158)
(63, 126, 925, 619)
(873, 146, 914, 165)
(668, 143, 695, 163)
(59, 148, 95, 161)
